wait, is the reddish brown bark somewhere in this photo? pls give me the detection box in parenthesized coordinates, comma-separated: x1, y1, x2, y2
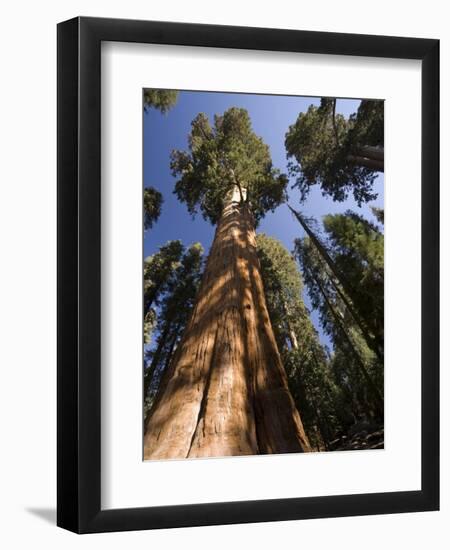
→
(144, 196, 310, 459)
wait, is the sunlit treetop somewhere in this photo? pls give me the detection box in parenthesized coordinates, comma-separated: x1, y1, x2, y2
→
(170, 107, 288, 225)
(143, 89, 179, 114)
(322, 211, 384, 276)
(256, 233, 303, 305)
(285, 99, 384, 205)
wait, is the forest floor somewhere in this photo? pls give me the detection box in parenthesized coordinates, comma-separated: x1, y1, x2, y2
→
(328, 425, 384, 452)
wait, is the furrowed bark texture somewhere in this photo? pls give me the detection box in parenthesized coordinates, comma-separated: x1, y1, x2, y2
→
(144, 198, 311, 459)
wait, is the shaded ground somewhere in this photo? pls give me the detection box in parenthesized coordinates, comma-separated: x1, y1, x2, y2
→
(328, 426, 384, 452)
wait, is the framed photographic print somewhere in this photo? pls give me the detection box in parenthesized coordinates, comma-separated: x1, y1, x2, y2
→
(57, 17, 439, 533)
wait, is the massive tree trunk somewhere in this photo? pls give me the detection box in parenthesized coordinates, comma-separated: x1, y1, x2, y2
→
(144, 192, 311, 459)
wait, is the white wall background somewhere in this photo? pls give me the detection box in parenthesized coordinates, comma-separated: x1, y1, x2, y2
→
(0, 1, 447, 547)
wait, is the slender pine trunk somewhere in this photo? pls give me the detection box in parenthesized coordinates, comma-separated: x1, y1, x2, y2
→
(144, 321, 171, 397)
(289, 205, 383, 362)
(144, 194, 310, 459)
(305, 263, 383, 415)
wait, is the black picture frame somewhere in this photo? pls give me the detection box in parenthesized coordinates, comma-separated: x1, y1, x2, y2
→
(57, 16, 439, 534)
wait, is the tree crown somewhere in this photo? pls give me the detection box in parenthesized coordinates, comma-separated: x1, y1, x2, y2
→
(171, 107, 288, 225)
(285, 99, 383, 205)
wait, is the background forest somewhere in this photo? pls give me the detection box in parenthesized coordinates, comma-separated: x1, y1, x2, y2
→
(142, 89, 384, 457)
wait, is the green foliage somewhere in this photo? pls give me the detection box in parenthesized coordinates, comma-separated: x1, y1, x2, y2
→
(143, 186, 163, 230)
(347, 99, 384, 150)
(290, 206, 382, 360)
(330, 326, 383, 425)
(285, 99, 384, 205)
(322, 211, 384, 355)
(283, 345, 344, 450)
(294, 211, 384, 421)
(323, 211, 384, 272)
(143, 240, 184, 343)
(256, 233, 302, 348)
(143, 89, 179, 113)
(171, 108, 288, 225)
(144, 243, 204, 418)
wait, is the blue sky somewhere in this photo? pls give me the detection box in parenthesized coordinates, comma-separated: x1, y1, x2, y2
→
(143, 90, 384, 351)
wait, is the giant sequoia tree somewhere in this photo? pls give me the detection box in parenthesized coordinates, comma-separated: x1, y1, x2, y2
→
(144, 108, 311, 459)
(285, 99, 384, 204)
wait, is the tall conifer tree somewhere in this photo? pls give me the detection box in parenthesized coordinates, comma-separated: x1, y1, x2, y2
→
(144, 108, 311, 459)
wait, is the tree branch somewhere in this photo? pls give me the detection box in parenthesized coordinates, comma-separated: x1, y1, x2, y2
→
(331, 98, 339, 146)
(354, 145, 384, 162)
(347, 154, 384, 172)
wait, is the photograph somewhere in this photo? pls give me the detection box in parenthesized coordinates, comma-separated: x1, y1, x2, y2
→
(142, 88, 384, 460)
